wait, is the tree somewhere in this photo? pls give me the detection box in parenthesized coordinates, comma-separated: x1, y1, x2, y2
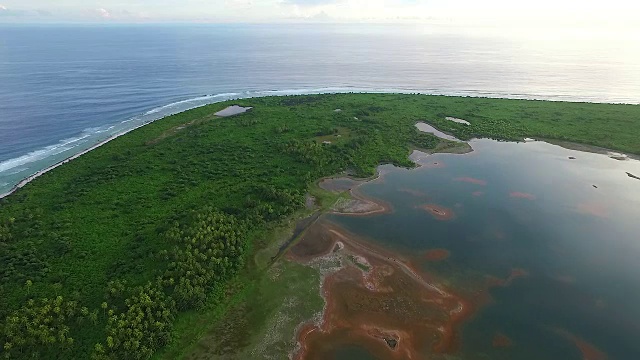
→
(101, 302, 108, 317)
(25, 279, 33, 296)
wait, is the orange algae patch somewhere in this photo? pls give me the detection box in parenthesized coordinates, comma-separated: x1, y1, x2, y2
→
(292, 221, 479, 360)
(424, 249, 451, 261)
(510, 192, 536, 200)
(454, 177, 487, 186)
(576, 202, 608, 218)
(554, 328, 609, 360)
(492, 332, 513, 348)
(419, 204, 455, 221)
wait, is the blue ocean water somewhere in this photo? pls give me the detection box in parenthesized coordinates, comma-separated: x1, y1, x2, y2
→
(1, 24, 639, 194)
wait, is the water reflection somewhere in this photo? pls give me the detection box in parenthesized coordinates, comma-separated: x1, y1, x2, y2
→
(299, 138, 640, 359)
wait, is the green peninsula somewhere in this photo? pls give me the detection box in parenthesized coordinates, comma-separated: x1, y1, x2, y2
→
(0, 94, 638, 359)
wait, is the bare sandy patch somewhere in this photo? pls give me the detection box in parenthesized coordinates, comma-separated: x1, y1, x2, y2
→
(214, 105, 253, 117)
(445, 117, 470, 125)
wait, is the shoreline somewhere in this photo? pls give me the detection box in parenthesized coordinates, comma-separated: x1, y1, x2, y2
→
(0, 102, 247, 200)
(2, 90, 638, 201)
(0, 115, 170, 200)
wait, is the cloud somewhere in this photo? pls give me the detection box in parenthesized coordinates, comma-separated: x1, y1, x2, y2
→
(310, 10, 332, 21)
(226, 0, 253, 6)
(35, 9, 52, 16)
(282, 0, 341, 6)
(97, 8, 111, 18)
(0, 4, 30, 17)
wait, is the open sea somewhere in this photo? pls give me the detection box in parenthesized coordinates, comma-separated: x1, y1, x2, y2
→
(0, 23, 639, 193)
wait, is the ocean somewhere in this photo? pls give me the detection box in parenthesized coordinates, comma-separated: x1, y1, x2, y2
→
(1, 23, 639, 194)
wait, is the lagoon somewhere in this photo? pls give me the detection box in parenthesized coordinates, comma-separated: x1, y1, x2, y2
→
(299, 138, 640, 359)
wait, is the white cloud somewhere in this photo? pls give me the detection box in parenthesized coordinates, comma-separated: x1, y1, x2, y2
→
(97, 7, 110, 18)
(282, 0, 341, 6)
(0, 0, 637, 30)
(225, 0, 253, 6)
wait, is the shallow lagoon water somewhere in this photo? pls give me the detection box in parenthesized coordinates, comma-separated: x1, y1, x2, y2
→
(325, 139, 640, 359)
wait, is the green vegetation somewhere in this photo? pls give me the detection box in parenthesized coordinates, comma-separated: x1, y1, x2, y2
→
(1, 93, 638, 359)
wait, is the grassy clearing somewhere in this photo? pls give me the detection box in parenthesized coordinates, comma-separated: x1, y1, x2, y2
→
(156, 213, 325, 360)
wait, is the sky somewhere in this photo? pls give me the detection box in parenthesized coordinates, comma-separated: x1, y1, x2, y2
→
(0, 0, 639, 30)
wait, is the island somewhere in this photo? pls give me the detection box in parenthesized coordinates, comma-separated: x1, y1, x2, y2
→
(0, 93, 639, 359)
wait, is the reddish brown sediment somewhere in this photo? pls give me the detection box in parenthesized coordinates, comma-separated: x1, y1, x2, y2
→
(472, 191, 484, 197)
(509, 192, 536, 200)
(418, 204, 456, 221)
(554, 328, 609, 360)
(492, 332, 513, 348)
(291, 220, 482, 360)
(424, 249, 451, 261)
(487, 268, 529, 287)
(454, 177, 487, 186)
(575, 202, 608, 218)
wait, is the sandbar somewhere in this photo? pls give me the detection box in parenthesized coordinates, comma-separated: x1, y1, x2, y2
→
(419, 204, 456, 221)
